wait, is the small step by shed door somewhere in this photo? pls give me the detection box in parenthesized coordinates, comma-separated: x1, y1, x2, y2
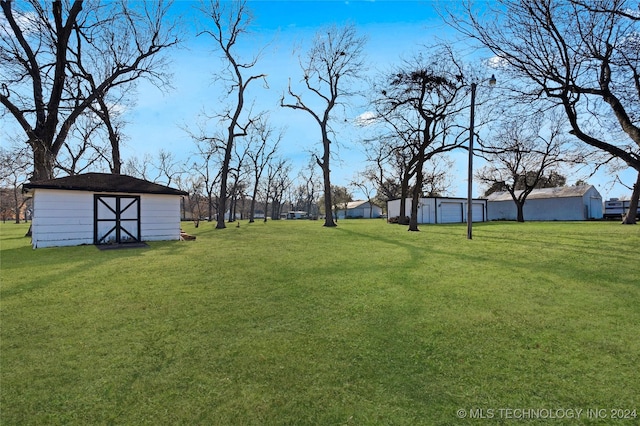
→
(94, 195, 141, 244)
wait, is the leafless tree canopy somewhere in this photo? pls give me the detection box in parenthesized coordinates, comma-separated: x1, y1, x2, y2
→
(245, 115, 282, 222)
(281, 24, 366, 227)
(476, 111, 578, 222)
(0, 144, 31, 223)
(369, 48, 471, 230)
(446, 0, 640, 171)
(197, 0, 267, 229)
(445, 0, 640, 223)
(0, 0, 180, 181)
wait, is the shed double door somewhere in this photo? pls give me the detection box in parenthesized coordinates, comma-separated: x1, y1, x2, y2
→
(94, 195, 141, 244)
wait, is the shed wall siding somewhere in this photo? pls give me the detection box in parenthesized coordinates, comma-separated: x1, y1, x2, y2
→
(31, 190, 94, 248)
(30, 190, 182, 248)
(140, 194, 181, 241)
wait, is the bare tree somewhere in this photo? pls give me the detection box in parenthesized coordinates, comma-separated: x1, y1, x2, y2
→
(281, 25, 366, 227)
(446, 0, 640, 223)
(361, 134, 407, 208)
(292, 157, 323, 218)
(153, 149, 183, 187)
(477, 111, 577, 222)
(89, 90, 130, 174)
(122, 150, 182, 186)
(372, 49, 472, 231)
(181, 175, 206, 226)
(187, 131, 224, 222)
(56, 114, 109, 176)
(350, 172, 378, 218)
(421, 156, 454, 197)
(0, 0, 180, 181)
(122, 154, 153, 182)
(197, 0, 267, 229)
(227, 139, 249, 222)
(245, 116, 282, 223)
(0, 144, 31, 223)
(263, 157, 291, 221)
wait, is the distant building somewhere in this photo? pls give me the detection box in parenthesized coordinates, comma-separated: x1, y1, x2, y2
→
(285, 211, 309, 219)
(486, 185, 603, 221)
(335, 200, 383, 219)
(387, 197, 487, 224)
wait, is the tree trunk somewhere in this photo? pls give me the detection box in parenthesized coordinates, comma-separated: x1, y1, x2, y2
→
(408, 188, 420, 231)
(398, 172, 411, 225)
(263, 196, 270, 222)
(271, 196, 280, 220)
(408, 164, 424, 232)
(621, 171, 640, 225)
(31, 141, 55, 181)
(249, 181, 259, 223)
(13, 187, 21, 224)
(110, 137, 121, 174)
(321, 142, 336, 227)
(516, 202, 525, 222)
(208, 194, 214, 222)
(97, 96, 122, 175)
(216, 135, 234, 229)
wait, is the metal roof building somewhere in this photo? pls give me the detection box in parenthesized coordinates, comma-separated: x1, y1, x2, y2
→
(387, 197, 487, 224)
(486, 185, 603, 221)
(336, 200, 383, 219)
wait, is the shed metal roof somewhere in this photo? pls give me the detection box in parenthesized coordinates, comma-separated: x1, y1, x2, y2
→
(23, 173, 187, 196)
(486, 185, 597, 202)
(343, 200, 369, 209)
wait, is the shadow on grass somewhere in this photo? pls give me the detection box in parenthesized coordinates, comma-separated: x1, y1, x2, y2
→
(334, 224, 427, 263)
(338, 221, 640, 293)
(0, 239, 191, 300)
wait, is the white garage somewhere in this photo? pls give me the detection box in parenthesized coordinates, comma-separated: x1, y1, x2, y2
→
(387, 197, 487, 224)
(23, 173, 187, 248)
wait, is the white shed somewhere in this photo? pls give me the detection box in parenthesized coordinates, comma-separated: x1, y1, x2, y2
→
(387, 197, 487, 224)
(23, 173, 187, 248)
(486, 185, 603, 221)
(336, 200, 383, 219)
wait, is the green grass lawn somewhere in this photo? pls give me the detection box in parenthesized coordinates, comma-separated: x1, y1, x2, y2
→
(1, 220, 639, 425)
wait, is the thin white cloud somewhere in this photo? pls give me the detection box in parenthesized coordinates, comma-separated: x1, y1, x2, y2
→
(486, 55, 509, 69)
(354, 111, 377, 126)
(0, 11, 40, 37)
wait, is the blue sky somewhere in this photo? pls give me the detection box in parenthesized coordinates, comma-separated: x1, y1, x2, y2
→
(124, 0, 636, 200)
(2, 0, 635, 200)
(127, 0, 462, 197)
